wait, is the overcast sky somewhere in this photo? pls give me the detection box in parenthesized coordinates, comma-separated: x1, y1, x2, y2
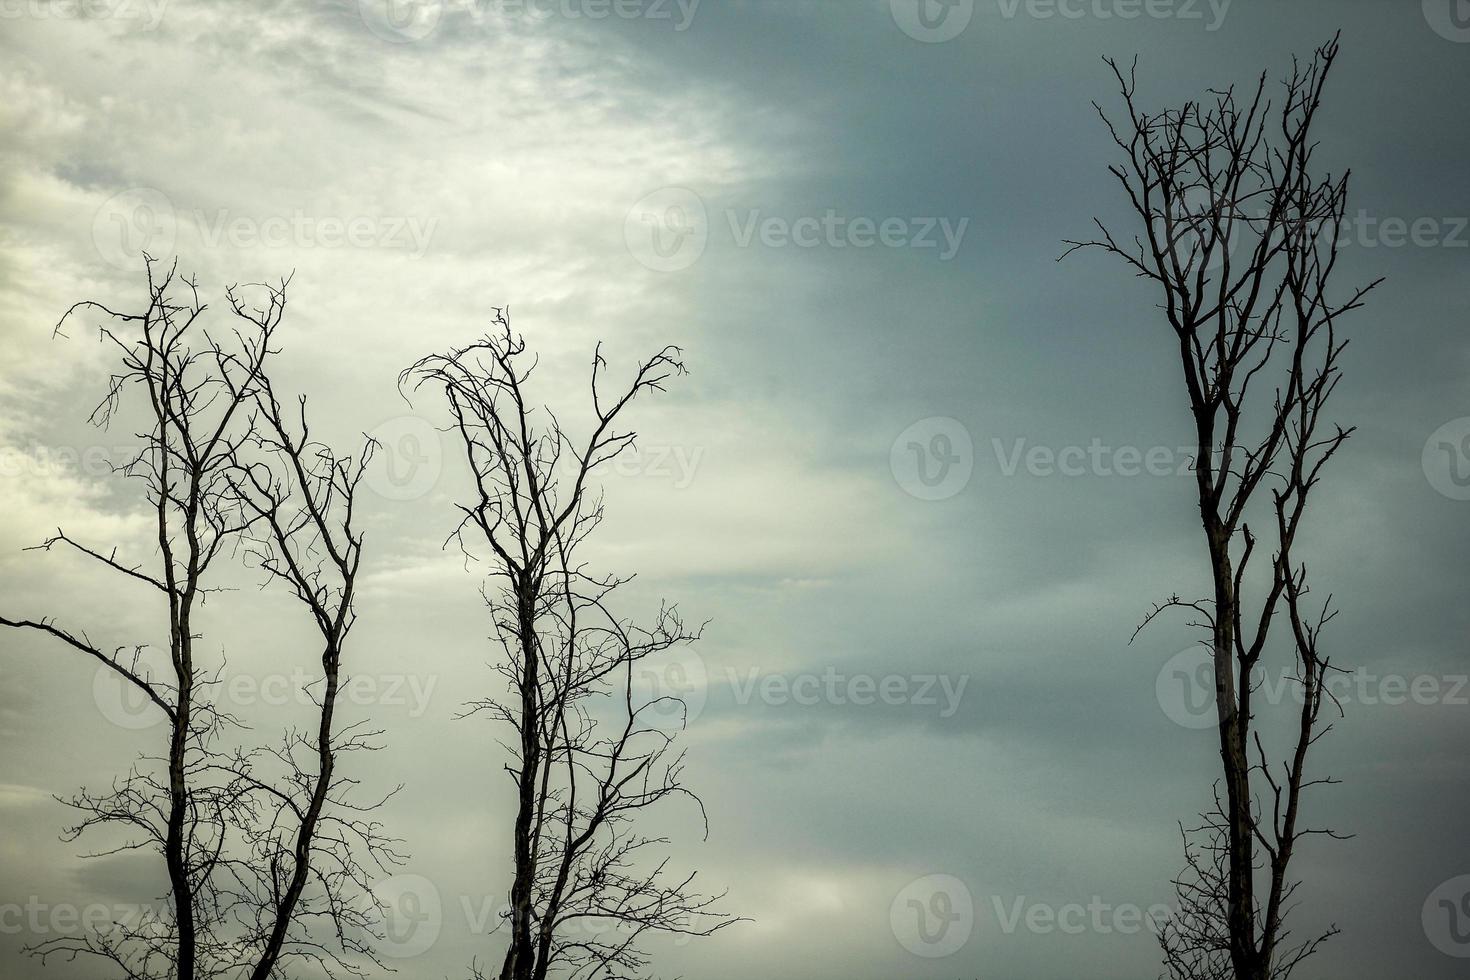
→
(2, 1, 1468, 978)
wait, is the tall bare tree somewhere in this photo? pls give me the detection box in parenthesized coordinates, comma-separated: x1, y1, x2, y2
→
(403, 314, 739, 980)
(0, 258, 400, 979)
(1064, 34, 1379, 980)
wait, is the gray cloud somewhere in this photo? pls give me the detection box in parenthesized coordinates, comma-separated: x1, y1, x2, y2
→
(1, 1, 1467, 978)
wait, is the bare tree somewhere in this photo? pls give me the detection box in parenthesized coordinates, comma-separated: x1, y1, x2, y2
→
(222, 278, 405, 980)
(1064, 34, 1379, 980)
(0, 258, 400, 979)
(402, 314, 739, 980)
(1156, 794, 1337, 980)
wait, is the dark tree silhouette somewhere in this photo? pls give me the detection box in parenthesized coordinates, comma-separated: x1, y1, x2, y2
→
(0, 258, 402, 980)
(403, 314, 740, 980)
(1064, 34, 1379, 980)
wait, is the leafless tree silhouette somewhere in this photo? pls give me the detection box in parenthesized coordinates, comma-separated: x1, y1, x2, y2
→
(1064, 34, 1378, 980)
(402, 314, 740, 980)
(1157, 793, 1338, 980)
(0, 257, 402, 980)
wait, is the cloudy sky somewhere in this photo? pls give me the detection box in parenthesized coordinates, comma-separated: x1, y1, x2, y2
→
(2, 1, 1468, 977)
